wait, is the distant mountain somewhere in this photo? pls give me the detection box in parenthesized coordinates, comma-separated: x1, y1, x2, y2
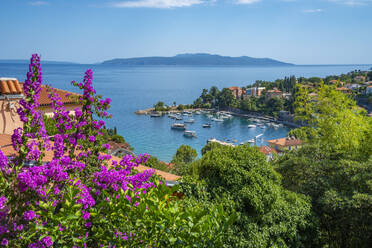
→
(102, 53, 294, 66)
(0, 59, 77, 65)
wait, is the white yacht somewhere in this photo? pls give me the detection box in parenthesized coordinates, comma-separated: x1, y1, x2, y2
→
(171, 123, 186, 130)
(184, 130, 197, 138)
(150, 112, 162, 117)
(202, 123, 211, 128)
(248, 124, 256, 128)
(184, 119, 195, 123)
(212, 118, 224, 122)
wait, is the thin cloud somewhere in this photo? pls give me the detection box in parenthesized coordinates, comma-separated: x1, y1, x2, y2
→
(29, 1, 49, 6)
(328, 0, 372, 6)
(303, 8, 324, 13)
(236, 0, 262, 4)
(111, 0, 204, 8)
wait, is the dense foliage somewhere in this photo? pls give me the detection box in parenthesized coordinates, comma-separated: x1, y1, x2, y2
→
(0, 55, 233, 247)
(275, 84, 372, 247)
(181, 145, 313, 248)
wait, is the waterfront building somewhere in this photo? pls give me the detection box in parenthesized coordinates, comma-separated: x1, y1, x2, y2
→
(228, 86, 244, 99)
(245, 87, 265, 98)
(265, 87, 283, 101)
(267, 137, 302, 152)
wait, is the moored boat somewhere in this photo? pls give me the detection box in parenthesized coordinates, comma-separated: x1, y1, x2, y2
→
(203, 123, 211, 128)
(150, 112, 162, 117)
(184, 130, 197, 138)
(171, 123, 186, 130)
(248, 124, 256, 128)
(184, 119, 195, 123)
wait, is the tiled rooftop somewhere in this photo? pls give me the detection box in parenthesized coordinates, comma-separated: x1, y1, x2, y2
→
(259, 146, 277, 155)
(268, 137, 302, 147)
(0, 78, 23, 95)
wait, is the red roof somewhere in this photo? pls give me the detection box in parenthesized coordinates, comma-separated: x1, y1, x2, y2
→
(0, 78, 23, 95)
(268, 137, 302, 147)
(19, 83, 81, 107)
(228, 86, 241, 91)
(259, 146, 277, 155)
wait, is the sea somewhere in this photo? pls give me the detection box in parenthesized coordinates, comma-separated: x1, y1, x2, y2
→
(0, 63, 370, 162)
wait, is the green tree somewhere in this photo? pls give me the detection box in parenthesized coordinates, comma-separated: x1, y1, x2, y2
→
(217, 88, 236, 108)
(275, 145, 372, 247)
(171, 145, 197, 164)
(294, 83, 371, 159)
(154, 101, 165, 111)
(186, 145, 313, 247)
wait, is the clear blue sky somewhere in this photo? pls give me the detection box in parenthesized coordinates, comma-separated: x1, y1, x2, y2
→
(0, 0, 371, 64)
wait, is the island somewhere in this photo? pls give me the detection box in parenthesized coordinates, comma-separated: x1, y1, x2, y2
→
(102, 53, 294, 66)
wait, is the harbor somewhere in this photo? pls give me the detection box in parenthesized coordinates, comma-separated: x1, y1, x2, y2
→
(139, 108, 292, 160)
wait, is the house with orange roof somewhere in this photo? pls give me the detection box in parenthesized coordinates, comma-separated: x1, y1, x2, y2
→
(259, 146, 277, 161)
(329, 79, 344, 86)
(265, 87, 283, 101)
(0, 78, 24, 134)
(228, 86, 244, 99)
(0, 77, 82, 134)
(267, 137, 302, 152)
(354, 75, 366, 83)
(336, 87, 352, 94)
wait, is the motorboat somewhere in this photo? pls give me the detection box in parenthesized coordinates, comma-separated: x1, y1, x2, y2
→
(184, 130, 197, 138)
(202, 123, 211, 128)
(195, 111, 202, 115)
(171, 123, 186, 130)
(248, 124, 256, 128)
(175, 116, 183, 120)
(212, 118, 224, 122)
(184, 119, 195, 123)
(168, 114, 177, 119)
(150, 112, 162, 117)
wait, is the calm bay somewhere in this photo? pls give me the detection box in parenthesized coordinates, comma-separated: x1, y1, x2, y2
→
(0, 63, 370, 161)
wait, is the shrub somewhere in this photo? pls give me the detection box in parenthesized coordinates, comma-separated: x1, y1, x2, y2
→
(0, 54, 233, 247)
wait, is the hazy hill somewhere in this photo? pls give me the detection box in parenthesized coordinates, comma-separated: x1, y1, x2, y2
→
(102, 53, 294, 66)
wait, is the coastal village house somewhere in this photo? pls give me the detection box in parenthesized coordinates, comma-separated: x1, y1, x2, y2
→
(329, 80, 344, 86)
(0, 78, 24, 135)
(267, 137, 302, 152)
(354, 75, 366, 82)
(228, 86, 244, 100)
(336, 87, 352, 94)
(0, 77, 82, 135)
(265, 87, 283, 101)
(245, 87, 265, 98)
(259, 146, 277, 161)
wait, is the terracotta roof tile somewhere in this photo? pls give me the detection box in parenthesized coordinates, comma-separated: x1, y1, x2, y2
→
(0, 78, 23, 95)
(228, 86, 241, 90)
(259, 146, 277, 155)
(19, 83, 82, 106)
(268, 137, 302, 147)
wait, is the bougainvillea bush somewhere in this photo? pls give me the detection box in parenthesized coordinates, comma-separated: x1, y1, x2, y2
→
(0, 54, 234, 247)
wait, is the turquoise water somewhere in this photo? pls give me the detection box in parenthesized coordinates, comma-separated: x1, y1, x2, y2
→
(0, 63, 370, 161)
